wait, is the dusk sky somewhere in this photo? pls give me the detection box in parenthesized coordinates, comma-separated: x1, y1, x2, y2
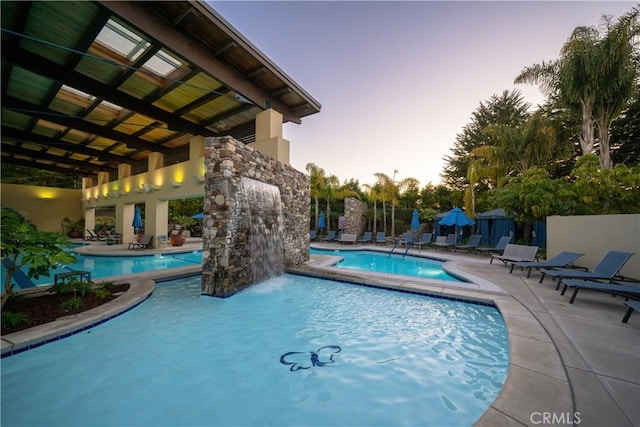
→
(210, 1, 636, 188)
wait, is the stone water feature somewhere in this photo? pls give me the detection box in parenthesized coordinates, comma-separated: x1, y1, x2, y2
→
(201, 136, 310, 298)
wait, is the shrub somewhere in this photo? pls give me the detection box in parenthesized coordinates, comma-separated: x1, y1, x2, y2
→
(1, 311, 28, 330)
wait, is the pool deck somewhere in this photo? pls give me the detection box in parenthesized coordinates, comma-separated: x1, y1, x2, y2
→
(2, 239, 638, 426)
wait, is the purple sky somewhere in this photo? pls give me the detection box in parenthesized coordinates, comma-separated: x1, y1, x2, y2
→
(210, 1, 635, 188)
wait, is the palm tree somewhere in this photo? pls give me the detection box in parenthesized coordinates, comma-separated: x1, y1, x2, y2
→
(322, 174, 340, 233)
(306, 163, 326, 230)
(362, 183, 382, 234)
(515, 8, 639, 169)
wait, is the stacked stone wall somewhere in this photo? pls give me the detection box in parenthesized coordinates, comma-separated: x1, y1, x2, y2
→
(344, 197, 367, 236)
(201, 136, 309, 297)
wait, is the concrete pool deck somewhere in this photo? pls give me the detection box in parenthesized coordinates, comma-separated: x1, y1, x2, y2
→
(2, 240, 638, 426)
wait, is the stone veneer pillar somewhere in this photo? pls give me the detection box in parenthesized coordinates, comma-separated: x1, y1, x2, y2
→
(201, 136, 310, 298)
(343, 197, 367, 235)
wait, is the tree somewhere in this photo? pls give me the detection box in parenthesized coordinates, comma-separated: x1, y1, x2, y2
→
(442, 90, 531, 188)
(570, 154, 640, 214)
(306, 163, 326, 230)
(1, 208, 76, 307)
(515, 8, 640, 169)
(610, 90, 640, 166)
(489, 168, 578, 243)
(362, 182, 383, 234)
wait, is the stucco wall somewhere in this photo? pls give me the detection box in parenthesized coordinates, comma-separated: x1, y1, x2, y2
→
(547, 214, 640, 279)
(201, 136, 310, 297)
(1, 184, 83, 233)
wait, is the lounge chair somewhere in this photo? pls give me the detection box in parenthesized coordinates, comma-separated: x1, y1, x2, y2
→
(475, 236, 512, 256)
(86, 229, 107, 241)
(491, 244, 539, 268)
(454, 235, 482, 252)
(559, 278, 640, 304)
(622, 300, 640, 323)
(433, 234, 457, 250)
(322, 230, 337, 242)
(510, 251, 584, 278)
(375, 232, 386, 245)
(128, 234, 153, 250)
(358, 231, 372, 243)
(338, 233, 357, 244)
(538, 250, 635, 289)
(414, 233, 433, 251)
(309, 230, 317, 241)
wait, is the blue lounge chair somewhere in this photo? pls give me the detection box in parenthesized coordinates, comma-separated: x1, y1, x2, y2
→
(433, 234, 457, 250)
(491, 244, 539, 268)
(622, 300, 640, 323)
(375, 232, 386, 245)
(510, 251, 584, 278)
(414, 233, 433, 251)
(559, 278, 640, 304)
(1, 258, 36, 289)
(322, 230, 337, 242)
(358, 231, 372, 243)
(454, 234, 482, 252)
(475, 236, 512, 256)
(309, 230, 317, 241)
(539, 250, 635, 289)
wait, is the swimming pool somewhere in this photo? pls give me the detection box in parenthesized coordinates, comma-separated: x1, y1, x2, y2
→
(1, 250, 203, 287)
(311, 248, 463, 282)
(1, 274, 508, 426)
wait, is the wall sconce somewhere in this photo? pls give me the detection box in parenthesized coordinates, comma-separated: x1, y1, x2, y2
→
(110, 190, 120, 198)
(39, 197, 54, 202)
(142, 183, 161, 193)
(170, 180, 183, 188)
(192, 174, 205, 183)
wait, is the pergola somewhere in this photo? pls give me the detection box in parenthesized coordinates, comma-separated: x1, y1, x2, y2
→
(1, 1, 321, 181)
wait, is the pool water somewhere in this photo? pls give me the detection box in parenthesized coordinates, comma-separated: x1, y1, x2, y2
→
(311, 248, 462, 282)
(1, 274, 509, 426)
(1, 250, 203, 286)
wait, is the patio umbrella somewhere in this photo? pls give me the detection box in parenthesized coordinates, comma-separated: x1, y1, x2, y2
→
(410, 209, 420, 230)
(132, 207, 143, 235)
(318, 211, 325, 239)
(191, 212, 204, 220)
(438, 207, 474, 236)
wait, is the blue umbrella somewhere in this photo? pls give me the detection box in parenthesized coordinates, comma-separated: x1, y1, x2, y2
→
(318, 211, 326, 239)
(318, 211, 326, 229)
(410, 209, 420, 230)
(191, 212, 204, 220)
(438, 207, 474, 236)
(132, 207, 143, 234)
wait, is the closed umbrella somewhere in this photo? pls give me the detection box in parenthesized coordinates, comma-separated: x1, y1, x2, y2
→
(410, 209, 420, 230)
(318, 211, 326, 239)
(132, 207, 143, 235)
(438, 207, 474, 236)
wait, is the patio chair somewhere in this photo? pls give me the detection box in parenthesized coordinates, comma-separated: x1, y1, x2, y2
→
(358, 231, 372, 243)
(338, 233, 357, 244)
(309, 230, 317, 241)
(454, 235, 482, 252)
(322, 230, 337, 242)
(433, 234, 457, 250)
(128, 234, 154, 250)
(622, 300, 640, 323)
(490, 244, 539, 268)
(474, 236, 512, 256)
(559, 278, 640, 304)
(510, 251, 584, 278)
(375, 232, 386, 245)
(538, 250, 635, 289)
(86, 229, 107, 241)
(414, 233, 433, 252)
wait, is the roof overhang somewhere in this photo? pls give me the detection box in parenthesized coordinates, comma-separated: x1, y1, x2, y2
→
(1, 1, 321, 178)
